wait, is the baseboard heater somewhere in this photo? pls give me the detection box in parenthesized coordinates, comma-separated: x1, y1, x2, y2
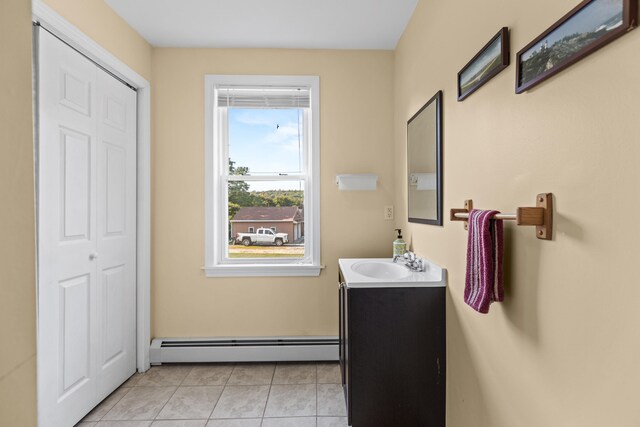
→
(150, 336, 339, 365)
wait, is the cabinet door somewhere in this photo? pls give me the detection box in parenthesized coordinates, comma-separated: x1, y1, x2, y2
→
(338, 282, 344, 384)
(343, 286, 352, 424)
(349, 287, 445, 427)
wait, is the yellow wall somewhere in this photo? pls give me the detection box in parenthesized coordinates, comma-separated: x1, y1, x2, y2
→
(42, 0, 152, 80)
(151, 48, 395, 337)
(0, 0, 37, 425)
(394, 0, 640, 425)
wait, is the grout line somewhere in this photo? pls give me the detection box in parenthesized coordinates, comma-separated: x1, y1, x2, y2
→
(153, 390, 180, 421)
(315, 363, 319, 419)
(202, 385, 223, 421)
(178, 364, 195, 386)
(208, 386, 224, 420)
(259, 363, 277, 424)
(229, 363, 239, 384)
(152, 384, 182, 420)
(89, 381, 135, 422)
(207, 362, 235, 420)
(100, 386, 133, 421)
(223, 362, 235, 386)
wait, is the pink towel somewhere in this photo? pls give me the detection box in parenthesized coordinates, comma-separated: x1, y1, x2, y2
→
(464, 209, 504, 313)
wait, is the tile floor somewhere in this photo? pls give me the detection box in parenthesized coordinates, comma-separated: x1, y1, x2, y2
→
(76, 362, 347, 427)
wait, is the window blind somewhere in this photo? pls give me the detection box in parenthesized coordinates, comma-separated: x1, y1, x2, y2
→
(217, 86, 310, 108)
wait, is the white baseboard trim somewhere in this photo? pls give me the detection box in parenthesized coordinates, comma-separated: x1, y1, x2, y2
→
(150, 336, 339, 365)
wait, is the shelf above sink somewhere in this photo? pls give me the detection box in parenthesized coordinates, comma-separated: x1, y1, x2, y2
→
(339, 258, 447, 288)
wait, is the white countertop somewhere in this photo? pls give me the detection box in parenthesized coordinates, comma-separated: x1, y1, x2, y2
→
(338, 258, 447, 288)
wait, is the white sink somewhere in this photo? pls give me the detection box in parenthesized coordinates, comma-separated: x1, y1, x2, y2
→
(351, 260, 412, 280)
(339, 258, 447, 288)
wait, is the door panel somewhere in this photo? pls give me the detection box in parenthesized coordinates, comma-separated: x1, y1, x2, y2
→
(38, 28, 98, 427)
(59, 274, 91, 397)
(103, 93, 127, 131)
(96, 66, 137, 397)
(37, 28, 137, 427)
(59, 68, 92, 116)
(104, 144, 126, 235)
(60, 128, 92, 241)
(102, 265, 125, 365)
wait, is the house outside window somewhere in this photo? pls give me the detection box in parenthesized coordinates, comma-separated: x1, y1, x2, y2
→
(204, 75, 321, 277)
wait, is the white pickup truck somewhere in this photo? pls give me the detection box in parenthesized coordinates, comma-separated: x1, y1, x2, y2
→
(236, 228, 289, 246)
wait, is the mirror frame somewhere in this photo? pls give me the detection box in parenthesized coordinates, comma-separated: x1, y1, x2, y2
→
(407, 90, 443, 225)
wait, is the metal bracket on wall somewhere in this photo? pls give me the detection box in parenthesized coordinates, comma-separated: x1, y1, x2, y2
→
(450, 193, 553, 240)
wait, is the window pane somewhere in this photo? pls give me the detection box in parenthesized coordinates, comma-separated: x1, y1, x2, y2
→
(228, 108, 304, 176)
(228, 180, 305, 259)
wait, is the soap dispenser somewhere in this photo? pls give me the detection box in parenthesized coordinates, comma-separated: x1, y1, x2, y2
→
(393, 229, 406, 257)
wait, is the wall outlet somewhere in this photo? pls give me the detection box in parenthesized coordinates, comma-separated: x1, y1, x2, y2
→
(384, 205, 394, 220)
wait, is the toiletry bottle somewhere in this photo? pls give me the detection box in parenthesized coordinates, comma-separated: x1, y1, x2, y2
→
(393, 229, 406, 257)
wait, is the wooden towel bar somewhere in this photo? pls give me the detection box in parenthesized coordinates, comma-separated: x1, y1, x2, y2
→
(450, 193, 553, 240)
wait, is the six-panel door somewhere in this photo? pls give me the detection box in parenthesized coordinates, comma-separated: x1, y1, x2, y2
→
(37, 28, 137, 427)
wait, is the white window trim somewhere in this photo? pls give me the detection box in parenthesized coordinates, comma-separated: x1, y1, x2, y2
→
(204, 75, 321, 277)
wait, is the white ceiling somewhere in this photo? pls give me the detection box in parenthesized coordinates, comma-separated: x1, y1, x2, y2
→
(104, 0, 418, 50)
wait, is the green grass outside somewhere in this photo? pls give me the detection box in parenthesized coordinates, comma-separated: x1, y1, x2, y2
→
(227, 244, 304, 259)
(228, 253, 302, 258)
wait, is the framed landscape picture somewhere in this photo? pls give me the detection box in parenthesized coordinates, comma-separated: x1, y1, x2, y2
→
(516, 0, 637, 93)
(457, 27, 510, 101)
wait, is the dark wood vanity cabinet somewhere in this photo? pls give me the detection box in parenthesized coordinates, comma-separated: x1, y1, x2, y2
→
(338, 270, 446, 427)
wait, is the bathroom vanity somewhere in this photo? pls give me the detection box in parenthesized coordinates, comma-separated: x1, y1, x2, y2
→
(338, 258, 446, 427)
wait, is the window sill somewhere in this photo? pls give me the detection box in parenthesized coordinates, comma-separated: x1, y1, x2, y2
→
(204, 264, 323, 277)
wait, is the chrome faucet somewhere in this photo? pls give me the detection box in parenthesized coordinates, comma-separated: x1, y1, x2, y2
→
(393, 251, 426, 272)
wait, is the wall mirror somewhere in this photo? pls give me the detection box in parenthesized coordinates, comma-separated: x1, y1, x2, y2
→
(407, 91, 442, 225)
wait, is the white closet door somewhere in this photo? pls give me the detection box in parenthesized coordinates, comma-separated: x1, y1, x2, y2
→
(37, 29, 136, 427)
(95, 57, 137, 398)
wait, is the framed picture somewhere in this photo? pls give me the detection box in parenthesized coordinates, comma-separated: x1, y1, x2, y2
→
(457, 27, 510, 101)
(516, 0, 637, 93)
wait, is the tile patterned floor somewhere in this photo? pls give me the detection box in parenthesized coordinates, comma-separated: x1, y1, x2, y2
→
(76, 362, 347, 427)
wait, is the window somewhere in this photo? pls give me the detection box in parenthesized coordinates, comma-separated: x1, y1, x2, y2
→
(205, 75, 321, 277)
